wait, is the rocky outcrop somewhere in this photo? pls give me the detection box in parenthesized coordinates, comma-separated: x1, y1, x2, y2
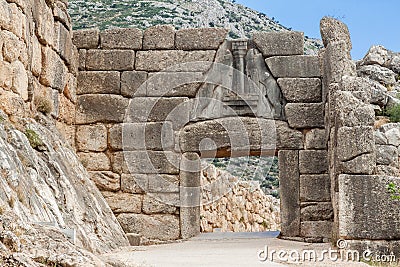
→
(200, 164, 280, 233)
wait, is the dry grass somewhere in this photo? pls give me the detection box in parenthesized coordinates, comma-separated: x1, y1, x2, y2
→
(374, 117, 390, 129)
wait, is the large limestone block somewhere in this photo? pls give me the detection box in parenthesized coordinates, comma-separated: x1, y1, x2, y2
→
(320, 17, 352, 50)
(252, 31, 304, 57)
(40, 46, 68, 92)
(32, 0, 54, 46)
(10, 61, 28, 101)
(143, 25, 175, 50)
(86, 49, 134, 71)
(100, 28, 142, 49)
(300, 174, 330, 202)
(102, 191, 142, 213)
(305, 129, 326, 149)
(376, 145, 398, 166)
(112, 151, 180, 175)
(89, 171, 120, 192)
(337, 126, 374, 162)
(339, 175, 400, 239)
(121, 71, 147, 97)
(117, 214, 180, 241)
(278, 150, 300, 237)
(285, 103, 325, 129)
(175, 28, 228, 50)
(299, 150, 328, 174)
(301, 221, 332, 238)
(340, 153, 376, 175)
(266, 55, 320, 78)
(278, 78, 322, 103)
(301, 203, 333, 221)
(76, 94, 129, 124)
(72, 28, 99, 49)
(148, 174, 179, 193)
(135, 50, 215, 72)
(179, 117, 276, 156)
(126, 97, 191, 130)
(121, 173, 148, 194)
(76, 124, 108, 152)
(275, 121, 303, 150)
(142, 194, 177, 214)
(54, 22, 73, 65)
(147, 72, 203, 97)
(361, 45, 388, 66)
(78, 152, 111, 171)
(77, 71, 120, 95)
(114, 122, 175, 151)
(357, 64, 397, 85)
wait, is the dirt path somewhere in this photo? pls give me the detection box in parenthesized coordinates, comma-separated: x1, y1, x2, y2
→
(102, 232, 370, 267)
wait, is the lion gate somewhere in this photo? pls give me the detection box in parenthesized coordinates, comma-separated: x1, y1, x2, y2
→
(73, 19, 400, 251)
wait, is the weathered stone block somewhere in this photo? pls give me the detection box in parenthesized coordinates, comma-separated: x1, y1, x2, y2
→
(31, 34, 42, 76)
(323, 41, 356, 85)
(40, 46, 68, 92)
(126, 97, 191, 130)
(54, 22, 73, 65)
(126, 233, 141, 246)
(117, 214, 180, 241)
(147, 72, 203, 97)
(112, 151, 180, 175)
(337, 126, 374, 162)
(121, 174, 148, 193)
(10, 61, 28, 101)
(53, 1, 71, 30)
(143, 25, 175, 50)
(148, 174, 179, 193)
(278, 78, 322, 103)
(142, 194, 177, 214)
(135, 50, 215, 72)
(305, 129, 326, 149)
(376, 145, 398, 166)
(301, 221, 332, 238)
(111, 122, 174, 151)
(76, 124, 108, 152)
(252, 31, 304, 57)
(275, 121, 303, 150)
(78, 49, 86, 70)
(340, 153, 376, 175)
(78, 152, 111, 171)
(76, 94, 129, 124)
(339, 175, 400, 239)
(301, 203, 333, 221)
(175, 28, 228, 50)
(100, 28, 142, 49)
(299, 150, 328, 174)
(375, 165, 399, 176)
(279, 150, 300, 237)
(300, 175, 330, 202)
(121, 71, 147, 98)
(266, 55, 320, 78)
(102, 191, 142, 213)
(285, 103, 325, 129)
(32, 0, 54, 46)
(320, 17, 352, 49)
(77, 71, 120, 95)
(73, 28, 99, 49)
(89, 171, 120, 192)
(86, 50, 134, 71)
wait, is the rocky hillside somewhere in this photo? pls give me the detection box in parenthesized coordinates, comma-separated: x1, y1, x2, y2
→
(68, 0, 323, 54)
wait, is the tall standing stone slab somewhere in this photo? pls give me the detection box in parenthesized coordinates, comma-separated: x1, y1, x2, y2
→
(252, 31, 304, 57)
(339, 175, 400, 240)
(279, 150, 300, 237)
(180, 152, 201, 239)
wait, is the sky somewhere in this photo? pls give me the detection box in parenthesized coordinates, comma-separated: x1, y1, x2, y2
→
(235, 0, 400, 60)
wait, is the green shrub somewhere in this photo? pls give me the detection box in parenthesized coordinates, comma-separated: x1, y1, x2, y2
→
(385, 104, 400, 123)
(25, 129, 44, 149)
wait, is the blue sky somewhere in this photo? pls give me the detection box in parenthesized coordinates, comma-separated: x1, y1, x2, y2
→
(236, 0, 400, 60)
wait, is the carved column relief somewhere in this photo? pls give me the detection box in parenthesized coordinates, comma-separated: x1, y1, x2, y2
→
(192, 39, 286, 121)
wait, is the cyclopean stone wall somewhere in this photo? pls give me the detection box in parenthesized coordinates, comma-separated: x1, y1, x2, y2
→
(73, 25, 332, 244)
(321, 17, 400, 254)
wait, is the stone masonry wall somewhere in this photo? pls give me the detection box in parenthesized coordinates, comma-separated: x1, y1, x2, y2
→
(322, 17, 400, 254)
(200, 163, 280, 233)
(73, 25, 332, 244)
(0, 0, 77, 146)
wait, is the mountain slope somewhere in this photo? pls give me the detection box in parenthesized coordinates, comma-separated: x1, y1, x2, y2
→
(68, 0, 323, 54)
